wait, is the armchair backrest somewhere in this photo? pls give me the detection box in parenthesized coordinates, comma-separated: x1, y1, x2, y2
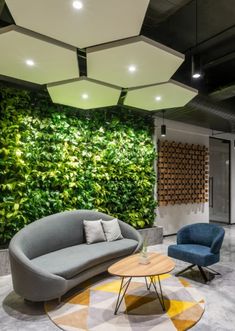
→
(177, 223, 225, 254)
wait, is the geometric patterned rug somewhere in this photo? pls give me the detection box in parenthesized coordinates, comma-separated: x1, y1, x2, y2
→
(45, 273, 205, 331)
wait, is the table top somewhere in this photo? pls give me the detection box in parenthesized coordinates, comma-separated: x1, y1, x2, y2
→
(108, 252, 175, 278)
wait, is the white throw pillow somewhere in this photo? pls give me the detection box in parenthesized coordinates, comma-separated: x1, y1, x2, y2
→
(101, 219, 123, 242)
(83, 220, 106, 244)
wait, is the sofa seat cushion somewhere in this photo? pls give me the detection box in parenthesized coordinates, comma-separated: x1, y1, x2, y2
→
(168, 244, 219, 267)
(31, 239, 138, 279)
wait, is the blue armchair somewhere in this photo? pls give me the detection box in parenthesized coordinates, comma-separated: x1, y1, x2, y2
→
(168, 223, 225, 282)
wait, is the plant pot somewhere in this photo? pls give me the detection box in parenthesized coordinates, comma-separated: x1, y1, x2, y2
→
(137, 225, 163, 246)
(0, 249, 11, 276)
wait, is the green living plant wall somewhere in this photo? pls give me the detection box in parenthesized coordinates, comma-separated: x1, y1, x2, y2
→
(0, 85, 156, 245)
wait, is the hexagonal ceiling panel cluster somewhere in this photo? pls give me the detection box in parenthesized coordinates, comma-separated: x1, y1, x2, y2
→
(47, 77, 121, 110)
(5, 0, 150, 48)
(2, 0, 198, 111)
(87, 36, 184, 88)
(0, 25, 79, 84)
(124, 80, 198, 111)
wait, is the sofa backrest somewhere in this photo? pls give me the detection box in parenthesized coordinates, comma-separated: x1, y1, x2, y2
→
(11, 210, 114, 259)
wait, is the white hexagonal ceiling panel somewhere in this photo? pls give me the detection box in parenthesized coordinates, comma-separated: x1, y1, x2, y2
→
(5, 0, 150, 48)
(47, 77, 121, 110)
(124, 80, 198, 111)
(87, 36, 184, 88)
(0, 25, 79, 85)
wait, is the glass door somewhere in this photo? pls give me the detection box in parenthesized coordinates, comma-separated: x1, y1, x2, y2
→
(209, 137, 230, 224)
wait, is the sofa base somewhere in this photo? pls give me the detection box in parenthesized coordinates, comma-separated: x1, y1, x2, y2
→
(19, 256, 128, 303)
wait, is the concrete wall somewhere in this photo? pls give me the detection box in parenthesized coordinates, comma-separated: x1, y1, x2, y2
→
(154, 118, 210, 235)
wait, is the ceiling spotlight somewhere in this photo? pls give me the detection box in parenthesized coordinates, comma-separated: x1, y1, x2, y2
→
(73, 1, 83, 10)
(82, 93, 88, 99)
(128, 65, 136, 73)
(155, 96, 162, 101)
(25, 59, 35, 66)
(192, 72, 201, 79)
(161, 110, 166, 137)
(191, 55, 202, 79)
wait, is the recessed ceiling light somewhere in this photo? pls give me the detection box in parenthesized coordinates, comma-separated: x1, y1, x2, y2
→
(155, 96, 162, 101)
(25, 59, 35, 66)
(82, 93, 88, 100)
(73, 1, 83, 10)
(192, 73, 201, 79)
(128, 65, 136, 73)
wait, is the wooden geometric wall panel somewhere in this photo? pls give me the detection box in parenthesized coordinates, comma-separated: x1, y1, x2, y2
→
(158, 140, 209, 206)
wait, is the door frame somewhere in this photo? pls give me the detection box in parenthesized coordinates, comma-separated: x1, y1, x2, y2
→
(209, 136, 231, 224)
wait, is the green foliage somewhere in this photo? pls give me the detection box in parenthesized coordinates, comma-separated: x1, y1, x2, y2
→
(0, 85, 156, 245)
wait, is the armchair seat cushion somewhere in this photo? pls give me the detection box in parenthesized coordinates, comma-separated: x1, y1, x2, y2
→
(31, 238, 138, 279)
(168, 244, 219, 267)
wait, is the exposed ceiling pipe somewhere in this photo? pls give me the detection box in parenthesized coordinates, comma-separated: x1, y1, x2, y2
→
(186, 94, 235, 131)
(210, 83, 235, 101)
(184, 25, 235, 55)
(203, 51, 235, 70)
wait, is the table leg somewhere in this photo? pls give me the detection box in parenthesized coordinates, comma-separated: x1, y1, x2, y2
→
(150, 276, 166, 311)
(145, 277, 151, 290)
(114, 277, 132, 315)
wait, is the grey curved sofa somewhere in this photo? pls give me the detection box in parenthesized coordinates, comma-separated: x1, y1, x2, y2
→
(9, 210, 143, 302)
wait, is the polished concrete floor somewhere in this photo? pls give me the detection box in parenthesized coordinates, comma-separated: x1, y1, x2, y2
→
(1, 225, 235, 331)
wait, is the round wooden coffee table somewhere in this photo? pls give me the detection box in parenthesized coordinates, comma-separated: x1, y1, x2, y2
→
(108, 252, 175, 314)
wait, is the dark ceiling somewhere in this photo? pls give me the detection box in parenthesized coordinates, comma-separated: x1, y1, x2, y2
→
(142, 0, 235, 132)
(0, 0, 235, 132)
